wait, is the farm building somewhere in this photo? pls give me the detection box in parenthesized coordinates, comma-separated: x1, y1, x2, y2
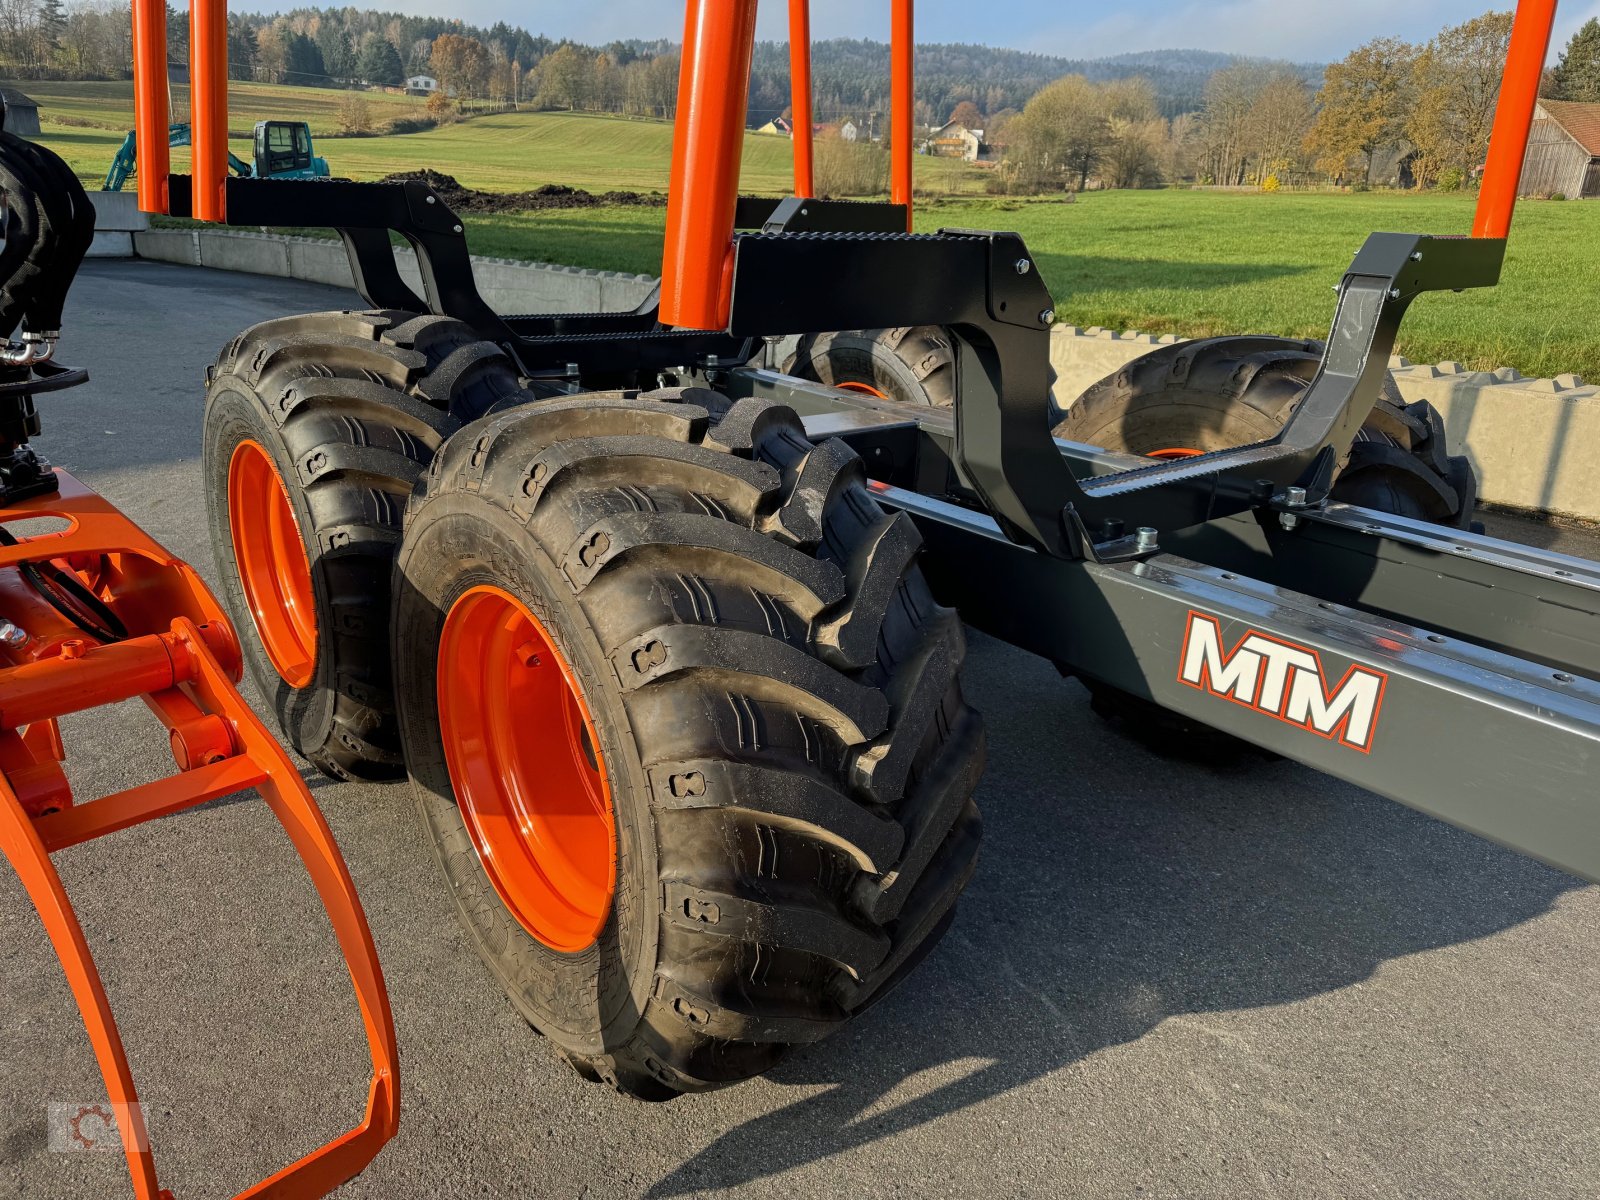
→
(1521, 100, 1600, 199)
(0, 88, 40, 138)
(755, 116, 793, 136)
(922, 120, 986, 162)
(405, 75, 439, 95)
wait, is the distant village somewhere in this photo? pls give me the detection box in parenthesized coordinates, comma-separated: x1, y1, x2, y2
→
(755, 112, 994, 165)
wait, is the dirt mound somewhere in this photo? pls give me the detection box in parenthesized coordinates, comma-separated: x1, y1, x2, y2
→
(377, 170, 667, 214)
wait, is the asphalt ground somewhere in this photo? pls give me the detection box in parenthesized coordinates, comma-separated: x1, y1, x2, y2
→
(4, 260, 1600, 1200)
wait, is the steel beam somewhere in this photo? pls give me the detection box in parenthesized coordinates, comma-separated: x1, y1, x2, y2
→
(876, 483, 1600, 885)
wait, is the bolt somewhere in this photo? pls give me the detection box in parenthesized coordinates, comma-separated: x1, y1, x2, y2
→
(1410, 251, 1423, 262)
(1015, 258, 1031, 275)
(59, 639, 86, 660)
(1134, 526, 1158, 554)
(1039, 308, 1055, 325)
(425, 195, 437, 204)
(1389, 287, 1402, 300)
(1280, 487, 1308, 532)
(0, 620, 26, 648)
(452, 224, 463, 234)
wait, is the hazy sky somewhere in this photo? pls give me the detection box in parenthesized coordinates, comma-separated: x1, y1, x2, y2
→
(251, 1, 1600, 63)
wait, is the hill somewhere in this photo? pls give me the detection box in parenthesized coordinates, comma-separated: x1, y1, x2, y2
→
(742, 40, 1325, 122)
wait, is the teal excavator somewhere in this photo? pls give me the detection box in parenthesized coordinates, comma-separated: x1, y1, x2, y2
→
(102, 118, 328, 190)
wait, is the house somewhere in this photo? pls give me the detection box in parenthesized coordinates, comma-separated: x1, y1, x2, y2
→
(839, 118, 859, 143)
(405, 74, 439, 96)
(1521, 100, 1600, 199)
(0, 88, 40, 138)
(921, 120, 986, 163)
(755, 116, 793, 136)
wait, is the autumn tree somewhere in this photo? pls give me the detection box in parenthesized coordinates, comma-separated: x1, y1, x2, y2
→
(1007, 74, 1110, 190)
(1549, 18, 1600, 102)
(538, 43, 594, 110)
(1198, 62, 1268, 185)
(1100, 77, 1165, 188)
(1304, 37, 1414, 184)
(1244, 72, 1314, 183)
(947, 98, 983, 129)
(1407, 10, 1513, 186)
(431, 33, 490, 99)
(337, 91, 372, 134)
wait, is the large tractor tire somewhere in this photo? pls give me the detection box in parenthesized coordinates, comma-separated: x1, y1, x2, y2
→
(392, 387, 983, 1099)
(203, 309, 525, 780)
(787, 326, 956, 405)
(1056, 336, 1477, 526)
(1053, 335, 1478, 756)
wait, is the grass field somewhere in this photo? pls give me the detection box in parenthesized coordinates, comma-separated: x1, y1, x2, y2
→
(21, 78, 427, 134)
(25, 80, 981, 196)
(444, 191, 1597, 378)
(21, 80, 1596, 377)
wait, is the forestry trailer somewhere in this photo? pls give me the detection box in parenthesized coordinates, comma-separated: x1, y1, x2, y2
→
(4, 0, 1595, 1195)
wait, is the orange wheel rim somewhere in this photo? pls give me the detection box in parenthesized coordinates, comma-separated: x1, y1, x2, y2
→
(227, 439, 318, 688)
(836, 380, 889, 399)
(437, 585, 617, 953)
(1147, 446, 1204, 460)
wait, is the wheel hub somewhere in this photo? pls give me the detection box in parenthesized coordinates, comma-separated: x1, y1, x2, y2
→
(227, 438, 318, 687)
(436, 585, 617, 953)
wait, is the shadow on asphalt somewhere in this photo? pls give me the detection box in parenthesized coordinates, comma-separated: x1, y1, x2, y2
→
(645, 632, 1580, 1196)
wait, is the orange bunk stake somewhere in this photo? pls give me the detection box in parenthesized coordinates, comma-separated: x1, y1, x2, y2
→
(890, 0, 915, 228)
(189, 0, 229, 222)
(1473, 0, 1559, 240)
(660, 0, 758, 330)
(130, 0, 169, 214)
(788, 0, 815, 198)
(0, 471, 398, 1200)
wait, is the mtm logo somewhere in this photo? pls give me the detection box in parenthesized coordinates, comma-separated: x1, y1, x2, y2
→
(1178, 611, 1387, 752)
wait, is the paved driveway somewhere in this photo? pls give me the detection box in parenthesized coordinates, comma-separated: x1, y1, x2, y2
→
(3, 260, 1599, 1199)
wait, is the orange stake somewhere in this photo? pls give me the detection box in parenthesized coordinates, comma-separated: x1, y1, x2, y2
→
(1473, 0, 1559, 240)
(189, 0, 229, 221)
(890, 0, 915, 228)
(788, 0, 814, 198)
(660, 0, 759, 330)
(130, 0, 168, 214)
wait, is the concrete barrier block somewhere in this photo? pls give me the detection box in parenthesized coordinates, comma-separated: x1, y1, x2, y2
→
(87, 191, 149, 233)
(197, 230, 291, 278)
(596, 272, 656, 313)
(473, 257, 604, 314)
(132, 228, 200, 266)
(1415, 376, 1600, 519)
(286, 238, 356, 290)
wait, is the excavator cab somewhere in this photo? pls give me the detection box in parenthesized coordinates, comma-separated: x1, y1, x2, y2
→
(251, 119, 326, 181)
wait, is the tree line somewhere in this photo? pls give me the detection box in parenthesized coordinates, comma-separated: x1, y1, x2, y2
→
(1, 1, 1312, 123)
(1000, 10, 1600, 193)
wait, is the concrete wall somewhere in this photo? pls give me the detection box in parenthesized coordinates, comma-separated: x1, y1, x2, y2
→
(86, 191, 150, 259)
(131, 228, 657, 315)
(123, 229, 1596, 522)
(1049, 326, 1600, 523)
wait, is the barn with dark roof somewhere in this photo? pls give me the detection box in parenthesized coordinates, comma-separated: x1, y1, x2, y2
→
(0, 88, 40, 138)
